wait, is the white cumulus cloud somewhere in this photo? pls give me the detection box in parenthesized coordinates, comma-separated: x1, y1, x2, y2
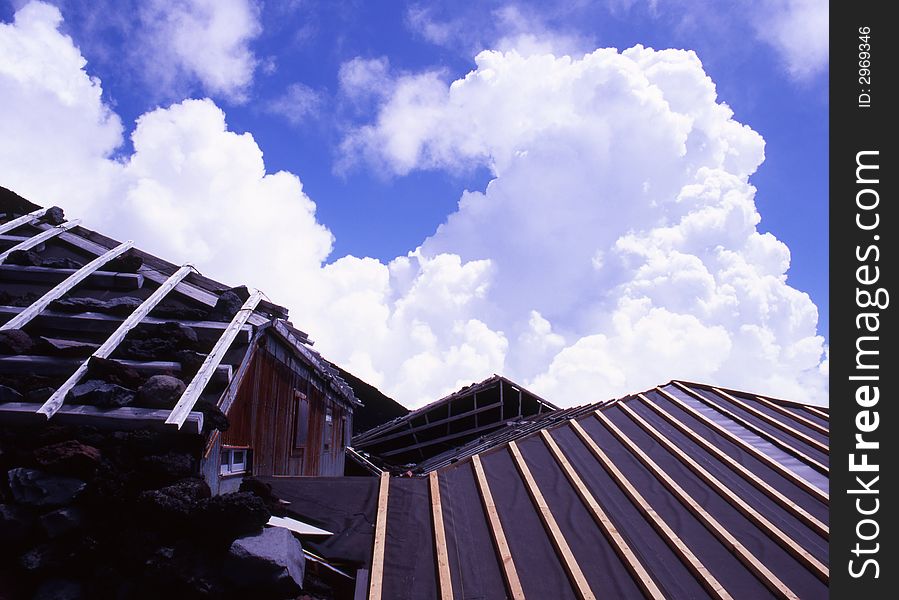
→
(1, 3, 827, 407)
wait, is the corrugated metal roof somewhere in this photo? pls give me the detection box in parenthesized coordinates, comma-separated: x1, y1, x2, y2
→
(368, 381, 828, 599)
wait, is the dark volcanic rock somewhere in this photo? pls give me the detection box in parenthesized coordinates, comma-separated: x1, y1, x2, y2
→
(39, 506, 86, 539)
(41, 206, 66, 226)
(0, 328, 35, 354)
(0, 503, 34, 546)
(153, 303, 211, 321)
(34, 440, 101, 478)
(175, 350, 205, 379)
(208, 290, 244, 322)
(7, 468, 85, 507)
(85, 357, 143, 388)
(140, 452, 195, 484)
(38, 337, 99, 357)
(137, 375, 186, 408)
(0, 384, 24, 403)
(143, 543, 228, 598)
(33, 578, 84, 600)
(120, 322, 199, 361)
(68, 380, 135, 408)
(226, 527, 304, 594)
(0, 290, 40, 307)
(5, 249, 42, 266)
(105, 252, 143, 273)
(41, 257, 83, 269)
(27, 387, 56, 402)
(50, 296, 142, 316)
(138, 478, 210, 524)
(196, 400, 229, 433)
(194, 492, 270, 540)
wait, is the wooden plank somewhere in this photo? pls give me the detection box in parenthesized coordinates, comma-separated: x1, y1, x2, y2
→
(656, 386, 829, 504)
(633, 395, 827, 538)
(0, 401, 203, 435)
(0, 264, 143, 289)
(569, 419, 732, 600)
(1, 241, 134, 330)
(0, 305, 251, 344)
(751, 395, 829, 435)
(593, 410, 799, 599)
(0, 355, 230, 382)
(368, 472, 390, 600)
(0, 220, 80, 264)
(36, 266, 193, 418)
(378, 420, 514, 457)
(539, 429, 666, 600)
(671, 382, 829, 475)
(166, 291, 262, 428)
(0, 234, 32, 246)
(0, 208, 48, 234)
(710, 387, 829, 454)
(428, 471, 454, 600)
(617, 403, 828, 582)
(470, 454, 525, 600)
(508, 441, 596, 600)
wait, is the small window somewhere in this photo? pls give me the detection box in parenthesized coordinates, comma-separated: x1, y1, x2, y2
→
(221, 447, 251, 476)
(294, 389, 309, 449)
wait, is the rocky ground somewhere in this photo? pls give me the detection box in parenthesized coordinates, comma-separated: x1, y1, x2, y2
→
(0, 424, 339, 599)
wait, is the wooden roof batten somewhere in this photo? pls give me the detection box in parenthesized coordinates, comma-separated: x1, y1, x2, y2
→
(0, 219, 81, 264)
(1, 241, 135, 331)
(36, 265, 194, 419)
(0, 207, 49, 234)
(166, 290, 263, 429)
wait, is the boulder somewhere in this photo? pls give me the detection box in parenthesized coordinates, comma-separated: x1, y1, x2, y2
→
(209, 290, 243, 322)
(4, 249, 42, 266)
(137, 478, 210, 524)
(0, 384, 23, 403)
(139, 452, 195, 484)
(34, 440, 102, 478)
(7, 468, 85, 507)
(0, 329, 35, 354)
(137, 375, 186, 409)
(196, 401, 229, 433)
(85, 356, 143, 388)
(226, 527, 305, 594)
(39, 506, 86, 539)
(153, 303, 211, 321)
(68, 380, 135, 408)
(175, 350, 205, 379)
(105, 252, 143, 273)
(40, 257, 83, 270)
(194, 492, 270, 540)
(42, 206, 66, 226)
(38, 337, 99, 358)
(26, 387, 56, 402)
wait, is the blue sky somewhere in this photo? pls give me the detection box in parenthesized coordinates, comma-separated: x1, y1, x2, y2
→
(0, 0, 828, 406)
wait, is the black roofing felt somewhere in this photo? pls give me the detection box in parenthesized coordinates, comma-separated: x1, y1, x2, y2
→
(367, 382, 828, 599)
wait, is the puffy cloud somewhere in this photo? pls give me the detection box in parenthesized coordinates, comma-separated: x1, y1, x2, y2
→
(265, 82, 323, 125)
(340, 45, 828, 405)
(136, 0, 262, 102)
(1, 3, 827, 407)
(750, 0, 828, 80)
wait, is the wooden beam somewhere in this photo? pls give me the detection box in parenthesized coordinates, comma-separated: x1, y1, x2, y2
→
(0, 234, 33, 246)
(633, 395, 827, 538)
(0, 401, 203, 435)
(471, 454, 525, 600)
(37, 265, 193, 418)
(0, 220, 80, 264)
(355, 400, 505, 448)
(166, 291, 262, 428)
(428, 472, 454, 600)
(593, 410, 800, 600)
(378, 420, 514, 457)
(1, 241, 134, 331)
(671, 382, 829, 475)
(617, 403, 828, 582)
(749, 395, 829, 436)
(368, 472, 390, 600)
(0, 305, 251, 345)
(539, 429, 666, 600)
(0, 264, 143, 289)
(0, 208, 48, 234)
(508, 441, 596, 600)
(0, 355, 230, 383)
(801, 405, 830, 421)
(569, 419, 732, 600)
(655, 386, 828, 504)
(710, 387, 829, 454)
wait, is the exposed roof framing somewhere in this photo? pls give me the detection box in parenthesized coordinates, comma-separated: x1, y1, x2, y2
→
(362, 381, 828, 599)
(0, 219, 80, 264)
(37, 265, 193, 418)
(0, 207, 48, 234)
